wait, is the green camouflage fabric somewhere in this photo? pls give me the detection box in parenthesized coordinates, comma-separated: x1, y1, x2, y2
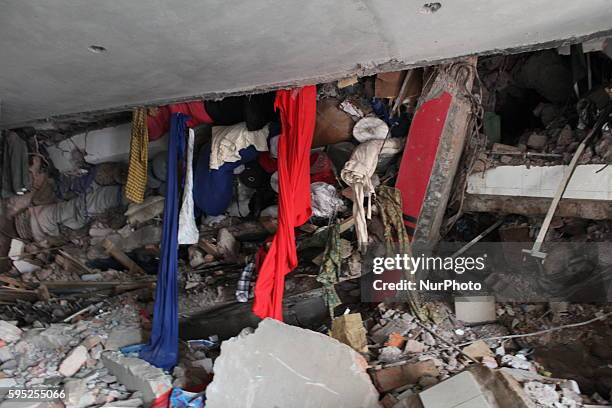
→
(316, 223, 342, 317)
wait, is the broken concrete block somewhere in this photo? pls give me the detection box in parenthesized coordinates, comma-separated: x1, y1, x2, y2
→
(206, 318, 379, 408)
(81, 335, 102, 350)
(0, 347, 13, 363)
(59, 345, 88, 377)
(420, 371, 488, 408)
(22, 325, 72, 350)
(101, 351, 172, 406)
(370, 360, 439, 393)
(405, 340, 426, 354)
(455, 296, 496, 324)
(379, 346, 404, 363)
(462, 340, 494, 361)
(526, 133, 548, 149)
(104, 327, 143, 350)
(63, 378, 96, 408)
(0, 321, 22, 343)
(330, 313, 368, 353)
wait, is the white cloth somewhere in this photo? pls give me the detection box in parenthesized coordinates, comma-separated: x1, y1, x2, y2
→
(340, 139, 384, 250)
(178, 128, 199, 245)
(209, 122, 269, 170)
(353, 117, 389, 142)
(310, 182, 344, 218)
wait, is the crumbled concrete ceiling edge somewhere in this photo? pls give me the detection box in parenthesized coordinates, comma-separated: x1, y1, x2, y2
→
(5, 28, 612, 131)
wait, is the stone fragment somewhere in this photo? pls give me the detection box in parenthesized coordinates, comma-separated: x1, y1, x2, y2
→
(0, 347, 13, 363)
(80, 273, 103, 282)
(104, 328, 143, 351)
(455, 296, 496, 324)
(523, 381, 559, 407)
(0, 321, 22, 343)
(81, 335, 102, 350)
(557, 126, 574, 146)
(527, 133, 548, 149)
(59, 346, 88, 377)
(206, 318, 379, 408)
(22, 325, 72, 350)
(0, 377, 17, 387)
(405, 340, 426, 354)
(420, 371, 490, 408)
(370, 360, 439, 393)
(379, 346, 403, 363)
(462, 340, 494, 361)
(420, 332, 435, 346)
(331, 313, 368, 353)
(501, 354, 532, 370)
(101, 351, 172, 406)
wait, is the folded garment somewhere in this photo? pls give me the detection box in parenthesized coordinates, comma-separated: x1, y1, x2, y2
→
(193, 143, 258, 216)
(209, 122, 269, 170)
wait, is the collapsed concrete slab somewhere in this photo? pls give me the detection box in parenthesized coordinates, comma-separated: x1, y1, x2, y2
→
(206, 318, 379, 408)
(101, 351, 172, 407)
(467, 165, 612, 201)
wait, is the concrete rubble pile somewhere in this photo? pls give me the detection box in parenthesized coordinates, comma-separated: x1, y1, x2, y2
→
(0, 295, 163, 407)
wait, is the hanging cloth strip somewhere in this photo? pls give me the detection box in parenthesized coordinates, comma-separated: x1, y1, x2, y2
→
(340, 139, 385, 251)
(252, 86, 317, 321)
(125, 108, 149, 203)
(316, 223, 342, 317)
(139, 113, 187, 371)
(178, 128, 199, 245)
(1, 131, 30, 198)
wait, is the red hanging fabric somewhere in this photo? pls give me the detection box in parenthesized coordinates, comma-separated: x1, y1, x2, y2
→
(252, 86, 317, 321)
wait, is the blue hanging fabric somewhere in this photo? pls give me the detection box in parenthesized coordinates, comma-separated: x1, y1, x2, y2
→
(139, 113, 188, 371)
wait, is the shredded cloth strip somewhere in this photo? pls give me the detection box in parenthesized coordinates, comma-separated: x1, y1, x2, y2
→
(125, 108, 149, 203)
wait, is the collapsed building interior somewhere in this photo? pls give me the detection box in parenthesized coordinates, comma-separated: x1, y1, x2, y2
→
(1, 17, 612, 408)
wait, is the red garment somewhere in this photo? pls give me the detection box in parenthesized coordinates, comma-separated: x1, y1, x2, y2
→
(252, 86, 316, 321)
(147, 101, 213, 141)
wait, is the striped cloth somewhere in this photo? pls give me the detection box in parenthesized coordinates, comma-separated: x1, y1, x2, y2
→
(125, 108, 149, 203)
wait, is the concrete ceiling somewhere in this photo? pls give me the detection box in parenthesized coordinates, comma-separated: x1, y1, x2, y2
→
(1, 0, 611, 128)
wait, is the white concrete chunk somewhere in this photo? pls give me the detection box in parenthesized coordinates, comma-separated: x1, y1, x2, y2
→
(206, 318, 379, 408)
(0, 321, 22, 343)
(101, 351, 172, 406)
(59, 345, 88, 377)
(467, 165, 612, 200)
(420, 371, 490, 408)
(104, 327, 143, 351)
(455, 296, 496, 324)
